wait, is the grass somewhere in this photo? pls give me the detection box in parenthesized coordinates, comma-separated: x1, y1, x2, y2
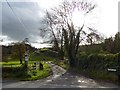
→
(23, 63, 52, 81)
(1, 61, 21, 67)
(2, 61, 52, 81)
(40, 48, 48, 51)
(2, 49, 57, 81)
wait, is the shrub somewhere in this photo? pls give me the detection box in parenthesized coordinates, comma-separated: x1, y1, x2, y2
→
(77, 52, 119, 81)
(77, 52, 119, 72)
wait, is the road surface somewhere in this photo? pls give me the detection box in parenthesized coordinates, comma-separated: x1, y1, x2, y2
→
(2, 62, 120, 89)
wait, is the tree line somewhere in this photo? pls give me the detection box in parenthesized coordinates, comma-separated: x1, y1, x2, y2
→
(102, 32, 120, 54)
(79, 32, 120, 54)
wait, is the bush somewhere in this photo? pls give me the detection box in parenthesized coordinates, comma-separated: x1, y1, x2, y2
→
(2, 64, 31, 78)
(77, 52, 118, 71)
(76, 52, 119, 82)
(116, 52, 120, 75)
(77, 52, 88, 69)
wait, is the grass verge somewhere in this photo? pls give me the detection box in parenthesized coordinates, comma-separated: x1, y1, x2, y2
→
(2, 61, 52, 81)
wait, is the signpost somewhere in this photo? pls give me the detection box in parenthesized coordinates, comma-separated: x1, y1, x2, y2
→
(24, 38, 29, 70)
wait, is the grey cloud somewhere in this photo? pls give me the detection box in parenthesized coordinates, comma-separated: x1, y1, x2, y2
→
(2, 20, 29, 41)
(2, 2, 45, 43)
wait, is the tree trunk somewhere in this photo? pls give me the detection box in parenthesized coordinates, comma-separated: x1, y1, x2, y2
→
(68, 54, 76, 68)
(67, 48, 77, 68)
(59, 50, 64, 60)
(19, 47, 22, 64)
(20, 55, 22, 64)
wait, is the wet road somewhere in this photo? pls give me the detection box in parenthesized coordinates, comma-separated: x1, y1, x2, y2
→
(2, 62, 120, 88)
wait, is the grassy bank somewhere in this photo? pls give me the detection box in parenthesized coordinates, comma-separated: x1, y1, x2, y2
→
(2, 61, 52, 81)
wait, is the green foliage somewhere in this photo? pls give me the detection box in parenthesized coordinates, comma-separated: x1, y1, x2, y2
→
(114, 32, 120, 53)
(77, 53, 118, 70)
(102, 37, 114, 53)
(116, 52, 120, 75)
(102, 32, 120, 53)
(76, 52, 119, 81)
(79, 32, 120, 54)
(11, 42, 25, 61)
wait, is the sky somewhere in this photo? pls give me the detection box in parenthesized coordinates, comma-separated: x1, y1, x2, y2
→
(0, 0, 119, 48)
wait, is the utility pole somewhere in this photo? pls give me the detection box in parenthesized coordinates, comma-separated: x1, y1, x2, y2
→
(24, 38, 29, 70)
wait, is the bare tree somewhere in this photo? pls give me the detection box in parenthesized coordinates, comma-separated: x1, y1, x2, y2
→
(86, 27, 104, 45)
(40, 0, 97, 67)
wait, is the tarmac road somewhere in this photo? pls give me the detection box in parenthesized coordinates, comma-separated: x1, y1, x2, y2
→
(2, 62, 120, 89)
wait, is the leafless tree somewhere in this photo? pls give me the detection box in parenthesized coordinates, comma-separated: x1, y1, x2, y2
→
(86, 27, 104, 45)
(40, 0, 97, 67)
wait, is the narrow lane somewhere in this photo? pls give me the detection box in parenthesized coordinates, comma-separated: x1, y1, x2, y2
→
(2, 62, 119, 88)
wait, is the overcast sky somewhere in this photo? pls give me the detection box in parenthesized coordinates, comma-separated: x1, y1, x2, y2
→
(0, 0, 119, 48)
